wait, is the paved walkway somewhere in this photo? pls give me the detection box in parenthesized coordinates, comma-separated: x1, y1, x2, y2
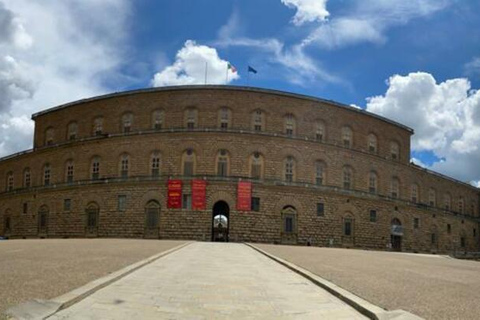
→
(48, 243, 366, 319)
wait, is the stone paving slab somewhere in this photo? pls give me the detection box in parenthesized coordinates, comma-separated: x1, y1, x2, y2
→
(48, 243, 367, 319)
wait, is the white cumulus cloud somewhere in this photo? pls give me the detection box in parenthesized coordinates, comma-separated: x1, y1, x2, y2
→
(281, 0, 329, 25)
(300, 0, 449, 50)
(366, 72, 480, 183)
(152, 40, 239, 87)
(0, 0, 131, 157)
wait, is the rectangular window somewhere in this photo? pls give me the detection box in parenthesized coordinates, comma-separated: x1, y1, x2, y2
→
(254, 124, 262, 132)
(187, 122, 195, 130)
(474, 228, 477, 237)
(87, 211, 97, 227)
(344, 219, 352, 236)
(118, 195, 127, 212)
(316, 133, 323, 141)
(24, 172, 31, 188)
(285, 216, 293, 233)
(184, 162, 193, 176)
(460, 237, 465, 248)
(343, 139, 350, 148)
(414, 218, 419, 229)
(182, 194, 192, 210)
(23, 202, 28, 214)
(146, 208, 159, 228)
(64, 199, 71, 212)
(316, 203, 324, 216)
(431, 233, 436, 244)
(369, 210, 377, 222)
(5, 217, 10, 230)
(251, 197, 260, 212)
(447, 224, 451, 234)
(220, 122, 228, 129)
(217, 161, 227, 177)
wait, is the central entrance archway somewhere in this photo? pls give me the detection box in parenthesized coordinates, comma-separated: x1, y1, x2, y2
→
(212, 201, 229, 242)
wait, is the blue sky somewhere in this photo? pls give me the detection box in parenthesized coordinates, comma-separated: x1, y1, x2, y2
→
(0, 0, 479, 186)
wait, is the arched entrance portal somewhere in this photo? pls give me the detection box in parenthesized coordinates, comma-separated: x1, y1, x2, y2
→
(391, 218, 403, 251)
(212, 201, 229, 242)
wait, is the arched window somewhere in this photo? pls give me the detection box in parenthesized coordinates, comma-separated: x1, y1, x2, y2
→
(38, 205, 49, 231)
(6, 171, 13, 191)
(4, 210, 11, 233)
(67, 121, 78, 140)
(45, 127, 54, 146)
(284, 156, 295, 182)
(65, 160, 74, 183)
(91, 156, 100, 180)
(458, 197, 464, 214)
(315, 120, 325, 142)
(23, 168, 31, 188)
(428, 188, 436, 207)
(284, 113, 295, 136)
(281, 206, 297, 234)
(369, 171, 378, 194)
(120, 153, 129, 178)
(216, 149, 229, 177)
(344, 213, 354, 236)
(93, 117, 103, 136)
(342, 126, 352, 148)
(121, 113, 133, 133)
(185, 108, 197, 130)
(151, 151, 161, 177)
(343, 166, 353, 189)
(152, 109, 164, 130)
(182, 149, 196, 176)
(252, 109, 264, 132)
(391, 177, 400, 199)
(250, 152, 264, 179)
(431, 225, 438, 247)
(391, 141, 400, 160)
(411, 184, 419, 203)
(444, 193, 451, 210)
(315, 161, 325, 186)
(368, 133, 377, 154)
(86, 202, 99, 231)
(43, 163, 51, 186)
(145, 200, 160, 229)
(219, 107, 231, 130)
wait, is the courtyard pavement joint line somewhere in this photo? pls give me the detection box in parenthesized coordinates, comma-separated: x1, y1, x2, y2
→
(246, 243, 424, 320)
(5, 241, 193, 320)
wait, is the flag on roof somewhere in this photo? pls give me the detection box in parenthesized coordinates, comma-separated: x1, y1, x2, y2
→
(227, 63, 237, 73)
(248, 66, 257, 74)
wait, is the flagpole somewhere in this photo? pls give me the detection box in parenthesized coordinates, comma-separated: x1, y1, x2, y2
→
(247, 67, 250, 86)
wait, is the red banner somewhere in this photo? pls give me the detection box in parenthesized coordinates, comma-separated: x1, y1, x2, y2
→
(192, 180, 207, 210)
(237, 181, 252, 211)
(167, 180, 182, 209)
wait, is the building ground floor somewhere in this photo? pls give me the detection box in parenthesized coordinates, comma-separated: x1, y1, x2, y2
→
(0, 179, 478, 254)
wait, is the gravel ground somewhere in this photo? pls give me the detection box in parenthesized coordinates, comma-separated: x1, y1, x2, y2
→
(256, 244, 480, 320)
(0, 239, 186, 317)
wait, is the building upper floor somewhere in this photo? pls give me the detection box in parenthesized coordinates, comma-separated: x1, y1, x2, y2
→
(31, 86, 413, 164)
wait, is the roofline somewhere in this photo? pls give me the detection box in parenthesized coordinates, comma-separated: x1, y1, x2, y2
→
(31, 85, 414, 133)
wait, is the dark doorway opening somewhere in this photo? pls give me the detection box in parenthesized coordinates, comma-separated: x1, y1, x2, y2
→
(212, 201, 229, 242)
(391, 218, 403, 251)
